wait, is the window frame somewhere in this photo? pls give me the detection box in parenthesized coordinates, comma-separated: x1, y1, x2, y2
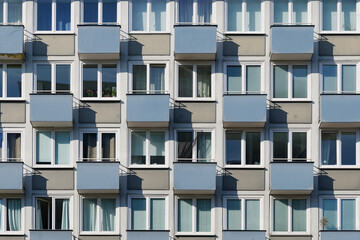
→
(271, 0, 311, 24)
(0, 197, 24, 234)
(0, 0, 24, 24)
(0, 63, 24, 100)
(34, 0, 74, 33)
(0, 128, 23, 162)
(270, 128, 311, 162)
(175, 196, 215, 235)
(80, 0, 120, 25)
(175, 0, 216, 24)
(127, 194, 169, 230)
(270, 196, 310, 235)
(79, 196, 119, 235)
(175, 62, 215, 101)
(80, 62, 120, 100)
(128, 61, 169, 94)
(271, 63, 311, 101)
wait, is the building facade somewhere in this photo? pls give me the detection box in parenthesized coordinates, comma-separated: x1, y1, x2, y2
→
(0, 0, 358, 240)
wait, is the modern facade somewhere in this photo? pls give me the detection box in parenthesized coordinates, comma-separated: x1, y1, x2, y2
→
(0, 0, 358, 240)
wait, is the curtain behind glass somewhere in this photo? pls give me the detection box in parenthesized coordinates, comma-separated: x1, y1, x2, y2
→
(37, 64, 51, 92)
(246, 0, 261, 31)
(274, 65, 288, 98)
(83, 65, 97, 97)
(131, 132, 146, 164)
(150, 198, 165, 230)
(102, 133, 116, 161)
(8, 0, 22, 24)
(323, 199, 337, 230)
(36, 198, 51, 230)
(83, 198, 97, 231)
(323, 65, 337, 93)
(83, 133, 97, 161)
(341, 199, 355, 230)
(274, 0, 288, 23)
(150, 132, 165, 165)
(56, 0, 71, 30)
(102, 199, 115, 231)
(227, 66, 241, 93)
(292, 199, 306, 231)
(292, 0, 307, 23)
(227, 0, 241, 31)
(103, 0, 117, 23)
(247, 66, 261, 93)
(197, 65, 211, 97)
(56, 65, 71, 91)
(293, 65, 307, 98)
(102, 65, 117, 97)
(273, 132, 288, 160)
(179, 65, 193, 97)
(227, 199, 241, 230)
(321, 133, 336, 165)
(84, 0, 98, 23)
(133, 65, 146, 93)
(55, 199, 69, 230)
(150, 65, 165, 93)
(36, 132, 51, 164)
(196, 199, 211, 232)
(131, 198, 146, 230)
(151, 0, 166, 31)
(226, 132, 241, 164)
(37, 0, 52, 30)
(245, 200, 260, 230)
(178, 199, 192, 232)
(55, 132, 70, 165)
(177, 132, 193, 160)
(7, 65, 22, 98)
(198, 0, 212, 23)
(292, 132, 307, 160)
(36, 200, 44, 229)
(246, 132, 260, 165)
(7, 199, 21, 231)
(133, 0, 147, 30)
(342, 65, 356, 93)
(274, 199, 288, 231)
(342, 0, 356, 31)
(7, 133, 21, 161)
(179, 0, 193, 23)
(323, 0, 337, 31)
(341, 132, 356, 165)
(197, 132, 211, 162)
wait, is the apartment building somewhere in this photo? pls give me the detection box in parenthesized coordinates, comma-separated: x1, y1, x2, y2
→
(0, 0, 358, 240)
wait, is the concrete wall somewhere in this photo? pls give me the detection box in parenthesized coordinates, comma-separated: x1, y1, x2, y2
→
(319, 35, 360, 56)
(33, 34, 75, 56)
(79, 102, 121, 123)
(0, 236, 25, 240)
(223, 169, 265, 191)
(0, 102, 25, 123)
(32, 169, 74, 190)
(128, 34, 170, 55)
(127, 169, 169, 190)
(174, 102, 216, 123)
(319, 170, 360, 190)
(223, 35, 266, 56)
(269, 102, 312, 124)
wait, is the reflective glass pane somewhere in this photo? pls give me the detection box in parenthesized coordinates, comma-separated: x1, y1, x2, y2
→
(83, 65, 97, 97)
(56, 0, 71, 31)
(274, 65, 288, 98)
(103, 0, 117, 23)
(246, 132, 260, 165)
(274, 0, 288, 23)
(274, 199, 288, 231)
(246, 0, 261, 31)
(131, 198, 146, 230)
(293, 65, 307, 98)
(292, 199, 306, 231)
(102, 65, 117, 97)
(7, 133, 21, 161)
(292, 0, 307, 23)
(84, 0, 98, 23)
(179, 0, 193, 23)
(178, 199, 192, 232)
(131, 132, 146, 164)
(197, 132, 212, 162)
(177, 132, 193, 160)
(8, 0, 22, 24)
(197, 65, 211, 98)
(245, 199, 260, 230)
(323, 0, 337, 31)
(227, 66, 241, 93)
(150, 198, 165, 230)
(341, 132, 356, 165)
(292, 132, 307, 160)
(132, 0, 147, 31)
(37, 64, 51, 92)
(342, 65, 356, 93)
(150, 132, 165, 165)
(56, 65, 70, 91)
(342, 0, 356, 31)
(37, 0, 52, 30)
(321, 133, 337, 165)
(323, 199, 337, 230)
(102, 133, 116, 161)
(7, 65, 22, 98)
(273, 132, 288, 160)
(196, 199, 211, 232)
(198, 0, 212, 23)
(150, 0, 166, 31)
(36, 132, 51, 164)
(323, 65, 337, 93)
(133, 65, 146, 93)
(55, 132, 70, 165)
(83, 133, 97, 160)
(83, 198, 97, 231)
(228, 0, 242, 31)
(150, 65, 165, 93)
(227, 199, 241, 230)
(246, 66, 261, 93)
(179, 65, 193, 97)
(226, 132, 241, 164)
(341, 199, 355, 230)
(102, 199, 116, 231)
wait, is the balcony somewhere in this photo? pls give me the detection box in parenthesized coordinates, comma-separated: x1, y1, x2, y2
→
(320, 231, 360, 240)
(173, 162, 216, 194)
(30, 94, 73, 127)
(270, 25, 314, 60)
(127, 94, 170, 127)
(223, 94, 267, 127)
(30, 230, 73, 240)
(223, 231, 266, 240)
(270, 162, 314, 194)
(0, 25, 24, 60)
(77, 162, 119, 193)
(174, 25, 217, 60)
(320, 94, 360, 128)
(0, 162, 23, 193)
(127, 230, 170, 240)
(78, 25, 120, 60)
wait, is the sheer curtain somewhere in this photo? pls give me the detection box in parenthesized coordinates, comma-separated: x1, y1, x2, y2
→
(323, 0, 337, 31)
(7, 199, 21, 231)
(246, 0, 261, 31)
(150, 132, 165, 165)
(55, 132, 70, 165)
(179, 0, 193, 23)
(102, 133, 116, 161)
(198, 0, 212, 23)
(150, 66, 165, 93)
(133, 65, 147, 93)
(245, 200, 260, 230)
(102, 199, 115, 231)
(274, 0, 288, 24)
(292, 66, 307, 98)
(179, 65, 193, 97)
(132, 0, 147, 30)
(131, 132, 146, 164)
(36, 132, 51, 164)
(342, 65, 356, 93)
(36, 200, 43, 229)
(178, 199, 192, 232)
(292, 0, 307, 24)
(83, 199, 97, 231)
(61, 199, 69, 230)
(227, 0, 242, 31)
(341, 199, 355, 230)
(321, 133, 336, 165)
(150, 0, 166, 31)
(131, 198, 146, 230)
(227, 199, 241, 230)
(197, 66, 211, 98)
(274, 65, 288, 98)
(323, 199, 337, 230)
(341, 0, 356, 31)
(227, 66, 241, 93)
(292, 199, 306, 231)
(196, 199, 211, 232)
(150, 199, 165, 230)
(8, 0, 22, 24)
(197, 132, 211, 162)
(274, 199, 288, 231)
(246, 66, 261, 93)
(323, 65, 337, 93)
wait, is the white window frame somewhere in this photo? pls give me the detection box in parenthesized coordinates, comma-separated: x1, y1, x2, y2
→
(319, 195, 359, 230)
(223, 62, 265, 94)
(320, 130, 360, 168)
(33, 62, 73, 94)
(128, 61, 169, 94)
(34, 0, 74, 33)
(175, 62, 215, 101)
(128, 129, 169, 168)
(0, 64, 24, 100)
(270, 196, 310, 235)
(270, 129, 311, 162)
(80, 0, 121, 25)
(223, 195, 264, 230)
(271, 0, 311, 24)
(33, 129, 73, 167)
(33, 195, 73, 230)
(224, 0, 264, 33)
(175, 197, 215, 235)
(320, 62, 360, 94)
(127, 195, 169, 230)
(80, 129, 119, 162)
(175, 129, 215, 162)
(0, 197, 24, 234)
(320, 0, 360, 32)
(223, 129, 264, 167)
(0, 0, 24, 25)
(0, 129, 23, 162)
(271, 63, 311, 101)
(80, 62, 120, 100)
(79, 196, 120, 235)
(175, 0, 216, 24)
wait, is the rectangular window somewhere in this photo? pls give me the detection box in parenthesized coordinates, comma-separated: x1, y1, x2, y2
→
(35, 197, 70, 230)
(178, 0, 212, 24)
(0, 198, 22, 232)
(177, 198, 212, 233)
(323, 0, 356, 31)
(130, 131, 166, 166)
(130, 63, 166, 93)
(37, 0, 71, 31)
(82, 131, 117, 162)
(274, 0, 308, 24)
(83, 0, 117, 24)
(35, 63, 71, 93)
(0, 131, 22, 162)
(322, 64, 356, 93)
(227, 0, 261, 32)
(226, 65, 261, 94)
(273, 198, 307, 233)
(225, 131, 261, 165)
(225, 198, 261, 230)
(272, 130, 308, 161)
(273, 65, 308, 99)
(132, 0, 166, 31)
(0, 0, 22, 24)
(177, 130, 213, 162)
(130, 196, 166, 230)
(82, 64, 117, 98)
(82, 198, 116, 232)
(321, 131, 357, 166)
(178, 64, 213, 99)
(0, 64, 22, 98)
(322, 198, 356, 230)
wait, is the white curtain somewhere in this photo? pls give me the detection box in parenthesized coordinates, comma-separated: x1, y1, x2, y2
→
(36, 200, 43, 229)
(7, 199, 21, 231)
(196, 199, 211, 232)
(321, 133, 336, 165)
(61, 199, 69, 230)
(150, 199, 165, 230)
(245, 200, 260, 230)
(341, 0, 356, 31)
(179, 0, 193, 23)
(178, 199, 192, 232)
(323, 0, 337, 31)
(102, 199, 115, 231)
(150, 0, 166, 31)
(83, 199, 97, 231)
(227, 0, 242, 31)
(150, 65, 165, 93)
(197, 132, 211, 162)
(274, 0, 288, 23)
(55, 132, 70, 165)
(227, 199, 241, 230)
(198, 0, 212, 23)
(131, 198, 146, 230)
(36, 132, 51, 164)
(273, 199, 288, 231)
(197, 66, 211, 98)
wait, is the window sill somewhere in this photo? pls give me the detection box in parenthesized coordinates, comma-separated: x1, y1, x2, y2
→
(223, 165, 265, 169)
(0, 232, 25, 235)
(320, 31, 360, 35)
(127, 166, 170, 169)
(224, 32, 266, 35)
(80, 98, 121, 102)
(32, 165, 74, 169)
(270, 233, 312, 237)
(79, 233, 120, 236)
(175, 99, 216, 102)
(0, 99, 26, 102)
(271, 99, 312, 103)
(126, 230, 170, 232)
(319, 166, 360, 169)
(129, 31, 171, 35)
(174, 233, 216, 236)
(34, 31, 75, 35)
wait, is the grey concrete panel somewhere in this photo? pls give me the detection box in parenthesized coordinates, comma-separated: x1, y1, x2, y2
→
(319, 34, 360, 56)
(127, 231, 170, 240)
(32, 169, 74, 190)
(223, 231, 266, 240)
(33, 34, 75, 56)
(0, 25, 24, 60)
(30, 230, 72, 240)
(128, 34, 170, 55)
(0, 162, 23, 193)
(174, 102, 216, 123)
(78, 236, 120, 240)
(0, 102, 25, 123)
(223, 169, 265, 191)
(319, 170, 360, 190)
(223, 35, 265, 56)
(79, 102, 121, 124)
(269, 102, 312, 124)
(127, 169, 169, 190)
(177, 237, 215, 240)
(320, 231, 360, 240)
(0, 236, 25, 240)
(270, 236, 312, 240)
